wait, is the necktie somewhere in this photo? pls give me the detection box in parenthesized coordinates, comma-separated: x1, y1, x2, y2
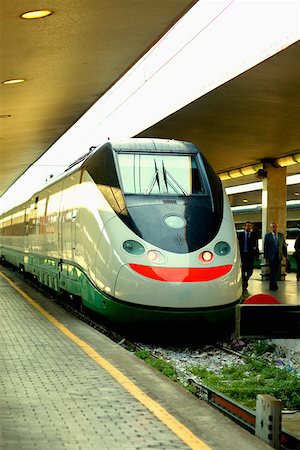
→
(244, 232, 249, 252)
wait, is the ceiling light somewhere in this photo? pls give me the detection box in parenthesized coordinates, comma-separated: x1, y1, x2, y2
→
(240, 166, 256, 176)
(219, 163, 263, 180)
(286, 200, 300, 207)
(276, 156, 297, 167)
(219, 154, 300, 181)
(225, 174, 300, 196)
(287, 174, 300, 185)
(2, 79, 25, 85)
(21, 10, 53, 19)
(219, 173, 231, 181)
(231, 204, 262, 212)
(228, 169, 242, 178)
(226, 182, 263, 195)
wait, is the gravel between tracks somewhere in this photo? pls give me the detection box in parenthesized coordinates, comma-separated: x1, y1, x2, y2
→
(136, 339, 300, 378)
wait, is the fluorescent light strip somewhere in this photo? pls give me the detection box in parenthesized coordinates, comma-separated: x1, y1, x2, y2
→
(231, 199, 300, 213)
(225, 174, 300, 195)
(225, 182, 263, 195)
(231, 204, 262, 212)
(287, 174, 300, 185)
(286, 199, 300, 207)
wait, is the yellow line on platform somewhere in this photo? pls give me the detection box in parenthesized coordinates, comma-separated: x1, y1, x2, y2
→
(0, 270, 211, 450)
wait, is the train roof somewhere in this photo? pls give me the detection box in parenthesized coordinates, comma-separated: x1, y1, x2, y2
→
(107, 138, 199, 154)
(64, 138, 200, 172)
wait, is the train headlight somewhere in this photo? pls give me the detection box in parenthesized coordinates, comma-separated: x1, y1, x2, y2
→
(147, 250, 166, 264)
(214, 241, 231, 256)
(122, 240, 145, 255)
(198, 251, 213, 263)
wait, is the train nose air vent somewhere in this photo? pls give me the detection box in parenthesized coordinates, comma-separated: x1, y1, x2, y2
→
(163, 215, 186, 229)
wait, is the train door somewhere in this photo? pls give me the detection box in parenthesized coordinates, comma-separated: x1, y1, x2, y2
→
(24, 204, 30, 254)
(59, 173, 80, 261)
(27, 196, 39, 254)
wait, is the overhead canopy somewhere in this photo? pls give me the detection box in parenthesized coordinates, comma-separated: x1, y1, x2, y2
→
(1, 1, 300, 203)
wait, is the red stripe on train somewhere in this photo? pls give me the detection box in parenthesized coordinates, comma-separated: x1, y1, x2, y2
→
(129, 264, 232, 282)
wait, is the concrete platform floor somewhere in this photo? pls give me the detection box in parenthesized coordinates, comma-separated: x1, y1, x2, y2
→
(246, 269, 300, 305)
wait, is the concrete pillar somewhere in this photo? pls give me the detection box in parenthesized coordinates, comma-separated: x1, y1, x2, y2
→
(262, 162, 287, 237)
(261, 162, 287, 280)
(255, 394, 281, 449)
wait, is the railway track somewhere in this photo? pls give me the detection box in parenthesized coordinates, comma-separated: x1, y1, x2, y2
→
(1, 262, 299, 450)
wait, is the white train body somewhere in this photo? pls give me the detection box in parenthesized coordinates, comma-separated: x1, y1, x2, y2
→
(0, 139, 242, 332)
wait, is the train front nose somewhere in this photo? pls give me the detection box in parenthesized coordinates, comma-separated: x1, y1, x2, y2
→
(114, 260, 240, 309)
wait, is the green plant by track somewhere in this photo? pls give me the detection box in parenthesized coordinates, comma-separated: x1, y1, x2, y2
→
(252, 340, 276, 355)
(135, 346, 300, 411)
(135, 350, 177, 380)
(189, 356, 300, 410)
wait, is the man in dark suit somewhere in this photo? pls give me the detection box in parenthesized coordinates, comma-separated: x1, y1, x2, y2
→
(264, 221, 287, 291)
(237, 221, 259, 293)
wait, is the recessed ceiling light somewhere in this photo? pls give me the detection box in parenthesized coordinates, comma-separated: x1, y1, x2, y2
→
(2, 79, 25, 85)
(243, 199, 248, 203)
(21, 10, 53, 20)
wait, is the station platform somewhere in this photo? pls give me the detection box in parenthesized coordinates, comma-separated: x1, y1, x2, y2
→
(0, 266, 272, 450)
(246, 269, 300, 306)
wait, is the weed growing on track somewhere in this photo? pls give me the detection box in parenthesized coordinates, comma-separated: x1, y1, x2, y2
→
(189, 356, 300, 410)
(135, 343, 300, 411)
(135, 350, 177, 380)
(251, 340, 276, 355)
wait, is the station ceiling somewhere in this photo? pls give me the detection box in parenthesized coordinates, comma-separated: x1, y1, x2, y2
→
(1, 1, 300, 199)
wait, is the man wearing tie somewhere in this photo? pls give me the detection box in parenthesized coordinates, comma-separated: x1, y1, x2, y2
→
(237, 221, 259, 293)
(264, 221, 287, 291)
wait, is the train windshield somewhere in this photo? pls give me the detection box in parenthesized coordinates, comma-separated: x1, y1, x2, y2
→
(117, 153, 205, 196)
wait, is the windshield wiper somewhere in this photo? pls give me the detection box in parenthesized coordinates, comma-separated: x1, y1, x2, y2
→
(146, 159, 160, 195)
(162, 161, 187, 196)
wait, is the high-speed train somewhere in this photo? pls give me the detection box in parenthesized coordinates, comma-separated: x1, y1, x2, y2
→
(0, 139, 242, 335)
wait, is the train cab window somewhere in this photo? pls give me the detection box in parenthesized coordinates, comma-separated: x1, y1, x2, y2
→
(117, 154, 205, 196)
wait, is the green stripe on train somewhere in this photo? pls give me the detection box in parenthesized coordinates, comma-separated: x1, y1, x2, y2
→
(0, 246, 238, 329)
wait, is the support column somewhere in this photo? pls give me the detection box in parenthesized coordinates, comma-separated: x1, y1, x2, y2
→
(261, 162, 287, 280)
(262, 162, 287, 237)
